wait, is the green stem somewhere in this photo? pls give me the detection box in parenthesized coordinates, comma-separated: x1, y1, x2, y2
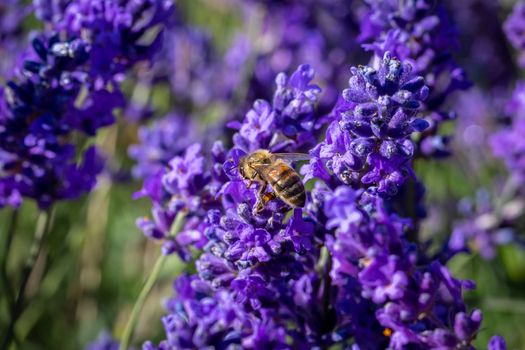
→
(1, 209, 19, 305)
(1, 208, 53, 350)
(118, 211, 187, 350)
(494, 176, 518, 214)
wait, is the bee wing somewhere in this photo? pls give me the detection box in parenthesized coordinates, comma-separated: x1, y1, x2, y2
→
(270, 153, 311, 164)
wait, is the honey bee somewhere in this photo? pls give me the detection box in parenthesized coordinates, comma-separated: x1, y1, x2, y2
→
(238, 149, 309, 213)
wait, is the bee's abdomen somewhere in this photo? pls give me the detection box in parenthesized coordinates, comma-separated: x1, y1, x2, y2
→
(267, 164, 306, 207)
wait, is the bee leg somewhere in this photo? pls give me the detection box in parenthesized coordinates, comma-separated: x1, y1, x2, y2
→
(254, 183, 266, 204)
(254, 184, 266, 213)
(262, 192, 277, 205)
(246, 172, 258, 188)
(255, 189, 276, 214)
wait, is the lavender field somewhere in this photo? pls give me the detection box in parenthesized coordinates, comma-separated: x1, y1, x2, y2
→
(0, 1, 524, 349)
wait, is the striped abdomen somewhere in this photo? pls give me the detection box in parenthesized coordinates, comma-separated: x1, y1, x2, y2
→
(264, 161, 305, 207)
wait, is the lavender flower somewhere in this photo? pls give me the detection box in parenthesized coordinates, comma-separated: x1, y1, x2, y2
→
(35, 0, 174, 80)
(128, 114, 199, 179)
(449, 83, 525, 260)
(228, 64, 321, 152)
(0, 0, 29, 78)
(359, 0, 468, 102)
(488, 335, 507, 350)
(304, 53, 429, 196)
(449, 192, 518, 260)
(358, 0, 469, 158)
(134, 143, 213, 260)
(490, 82, 525, 182)
(244, 0, 359, 109)
(0, 36, 108, 208)
(0, 0, 173, 208)
(141, 62, 498, 349)
(325, 186, 482, 349)
(143, 275, 288, 350)
(504, 1, 525, 68)
(135, 64, 321, 257)
(86, 331, 122, 350)
(142, 66, 326, 349)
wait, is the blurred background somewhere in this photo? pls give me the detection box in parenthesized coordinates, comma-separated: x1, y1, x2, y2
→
(1, 0, 525, 349)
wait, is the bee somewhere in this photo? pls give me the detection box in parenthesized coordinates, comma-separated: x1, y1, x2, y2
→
(238, 149, 309, 213)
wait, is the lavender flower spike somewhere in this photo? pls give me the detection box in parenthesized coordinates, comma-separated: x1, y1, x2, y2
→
(505, 1, 525, 67)
(305, 52, 429, 196)
(490, 82, 525, 182)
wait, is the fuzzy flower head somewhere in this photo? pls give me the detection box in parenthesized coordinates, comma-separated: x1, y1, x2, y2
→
(128, 114, 199, 179)
(144, 275, 288, 350)
(0, 35, 110, 208)
(134, 142, 216, 259)
(230, 64, 321, 153)
(488, 335, 507, 350)
(307, 53, 429, 196)
(359, 0, 465, 84)
(0, 0, 30, 78)
(491, 82, 525, 182)
(505, 1, 525, 67)
(138, 57, 497, 348)
(143, 66, 326, 349)
(36, 0, 175, 80)
(358, 0, 469, 158)
(244, 0, 358, 110)
(324, 186, 481, 349)
(449, 186, 521, 260)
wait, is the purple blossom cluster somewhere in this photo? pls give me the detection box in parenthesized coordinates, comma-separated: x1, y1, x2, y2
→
(358, 0, 469, 157)
(128, 114, 199, 180)
(449, 190, 519, 259)
(0, 0, 173, 208)
(135, 64, 321, 259)
(325, 186, 483, 349)
(304, 53, 429, 196)
(243, 0, 360, 109)
(449, 81, 525, 259)
(490, 82, 525, 182)
(137, 58, 503, 349)
(35, 0, 174, 80)
(0, 0, 29, 78)
(143, 275, 289, 350)
(504, 2, 525, 68)
(228, 63, 322, 152)
(123, 0, 363, 183)
(159, 24, 249, 112)
(0, 0, 517, 348)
